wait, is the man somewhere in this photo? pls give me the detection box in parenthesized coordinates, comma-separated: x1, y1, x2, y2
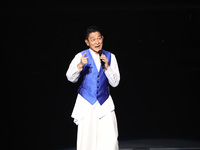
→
(66, 26, 120, 150)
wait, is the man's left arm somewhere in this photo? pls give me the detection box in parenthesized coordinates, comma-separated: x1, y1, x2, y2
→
(104, 54, 120, 87)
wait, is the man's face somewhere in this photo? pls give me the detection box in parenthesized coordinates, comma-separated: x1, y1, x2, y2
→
(85, 31, 103, 54)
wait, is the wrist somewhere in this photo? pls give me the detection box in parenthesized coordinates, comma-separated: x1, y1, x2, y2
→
(77, 62, 84, 70)
(104, 64, 109, 70)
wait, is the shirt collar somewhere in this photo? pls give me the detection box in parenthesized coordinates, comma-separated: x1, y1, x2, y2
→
(89, 48, 99, 60)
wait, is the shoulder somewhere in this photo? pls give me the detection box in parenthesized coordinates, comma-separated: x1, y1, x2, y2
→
(80, 49, 89, 55)
(102, 49, 110, 53)
(102, 49, 111, 56)
(102, 50, 116, 58)
(74, 49, 89, 58)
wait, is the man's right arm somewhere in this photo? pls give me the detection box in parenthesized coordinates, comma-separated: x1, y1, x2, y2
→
(66, 53, 82, 83)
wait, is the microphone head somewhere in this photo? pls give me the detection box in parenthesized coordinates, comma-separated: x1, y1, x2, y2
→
(98, 50, 102, 56)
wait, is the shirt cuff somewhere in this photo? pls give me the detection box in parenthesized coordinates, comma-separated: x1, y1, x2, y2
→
(73, 66, 82, 75)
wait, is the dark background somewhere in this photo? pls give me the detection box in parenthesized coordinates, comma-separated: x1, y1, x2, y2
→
(3, 0, 200, 149)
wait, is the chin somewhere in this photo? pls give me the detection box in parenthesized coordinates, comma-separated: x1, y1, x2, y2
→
(97, 47, 102, 51)
(94, 48, 101, 52)
(91, 47, 102, 52)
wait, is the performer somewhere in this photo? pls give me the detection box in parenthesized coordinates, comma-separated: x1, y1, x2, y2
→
(66, 26, 120, 150)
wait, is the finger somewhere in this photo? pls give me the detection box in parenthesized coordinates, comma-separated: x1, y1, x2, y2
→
(82, 53, 87, 58)
(100, 55, 106, 60)
(85, 57, 89, 60)
(102, 57, 108, 62)
(102, 59, 107, 62)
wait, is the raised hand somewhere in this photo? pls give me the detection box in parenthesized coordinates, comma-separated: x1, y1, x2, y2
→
(77, 53, 89, 70)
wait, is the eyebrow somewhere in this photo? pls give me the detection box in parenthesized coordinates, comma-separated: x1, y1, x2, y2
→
(89, 36, 102, 39)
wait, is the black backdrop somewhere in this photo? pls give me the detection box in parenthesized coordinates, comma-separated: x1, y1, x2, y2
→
(4, 1, 200, 149)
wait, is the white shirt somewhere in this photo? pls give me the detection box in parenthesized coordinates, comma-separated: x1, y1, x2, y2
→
(66, 49, 120, 125)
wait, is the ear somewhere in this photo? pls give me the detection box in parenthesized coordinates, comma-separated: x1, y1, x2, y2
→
(85, 39, 89, 46)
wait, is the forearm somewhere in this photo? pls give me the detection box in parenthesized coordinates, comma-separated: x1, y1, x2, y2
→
(66, 67, 81, 83)
(66, 53, 82, 83)
(105, 67, 120, 87)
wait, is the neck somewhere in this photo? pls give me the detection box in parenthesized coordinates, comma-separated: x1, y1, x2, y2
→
(90, 48, 99, 55)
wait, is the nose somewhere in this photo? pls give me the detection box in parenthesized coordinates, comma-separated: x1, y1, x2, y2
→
(96, 39, 100, 44)
(95, 40, 99, 45)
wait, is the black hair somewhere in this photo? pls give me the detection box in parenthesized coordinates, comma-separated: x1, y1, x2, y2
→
(85, 26, 102, 40)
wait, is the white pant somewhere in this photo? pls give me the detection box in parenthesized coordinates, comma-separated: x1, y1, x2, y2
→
(77, 107, 119, 150)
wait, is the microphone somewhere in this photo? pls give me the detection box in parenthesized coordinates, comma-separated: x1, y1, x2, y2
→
(98, 50, 105, 69)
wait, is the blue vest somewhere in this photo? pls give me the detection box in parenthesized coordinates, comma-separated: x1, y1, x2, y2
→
(78, 49, 111, 105)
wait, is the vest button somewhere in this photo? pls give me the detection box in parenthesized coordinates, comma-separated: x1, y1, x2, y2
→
(98, 75, 99, 78)
(97, 81, 99, 83)
(97, 86, 99, 88)
(97, 92, 98, 94)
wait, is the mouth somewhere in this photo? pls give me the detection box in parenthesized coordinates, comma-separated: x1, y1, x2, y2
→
(95, 45, 101, 49)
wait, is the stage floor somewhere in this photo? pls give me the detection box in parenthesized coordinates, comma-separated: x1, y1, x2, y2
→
(61, 138, 200, 150)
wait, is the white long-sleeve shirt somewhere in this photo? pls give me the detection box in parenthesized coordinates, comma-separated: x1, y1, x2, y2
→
(66, 49, 120, 125)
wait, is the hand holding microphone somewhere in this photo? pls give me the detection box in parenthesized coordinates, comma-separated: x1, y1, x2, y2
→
(98, 50, 109, 70)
